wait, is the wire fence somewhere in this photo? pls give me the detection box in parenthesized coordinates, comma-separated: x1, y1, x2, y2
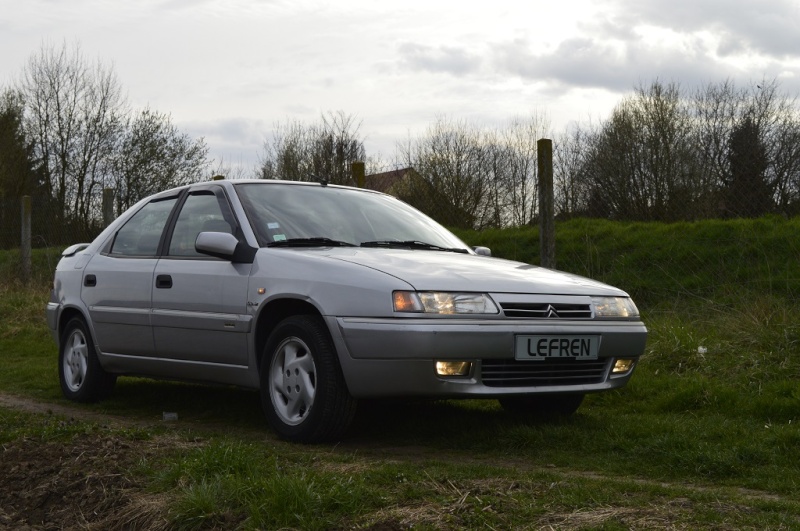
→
(3, 183, 796, 254)
(4, 168, 800, 309)
(1, 195, 105, 251)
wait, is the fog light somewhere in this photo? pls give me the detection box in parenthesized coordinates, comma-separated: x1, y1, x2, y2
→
(435, 361, 472, 377)
(612, 358, 635, 374)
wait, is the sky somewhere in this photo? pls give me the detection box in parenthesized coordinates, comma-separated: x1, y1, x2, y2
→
(2, 0, 800, 175)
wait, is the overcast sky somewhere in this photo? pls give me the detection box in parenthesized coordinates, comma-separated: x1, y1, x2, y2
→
(2, 0, 799, 174)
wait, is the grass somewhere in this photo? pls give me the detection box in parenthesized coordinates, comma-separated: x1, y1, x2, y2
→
(454, 214, 800, 307)
(2, 217, 800, 528)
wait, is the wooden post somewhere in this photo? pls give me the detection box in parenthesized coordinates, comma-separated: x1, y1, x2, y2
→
(0, 190, 5, 249)
(352, 161, 365, 188)
(537, 138, 555, 269)
(102, 188, 115, 227)
(21, 195, 31, 283)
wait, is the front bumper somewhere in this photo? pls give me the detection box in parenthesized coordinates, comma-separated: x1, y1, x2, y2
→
(329, 316, 647, 398)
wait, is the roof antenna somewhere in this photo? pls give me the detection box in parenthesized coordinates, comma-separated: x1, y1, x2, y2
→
(317, 175, 329, 187)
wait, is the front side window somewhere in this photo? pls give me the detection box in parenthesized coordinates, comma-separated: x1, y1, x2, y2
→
(109, 198, 177, 257)
(167, 191, 234, 257)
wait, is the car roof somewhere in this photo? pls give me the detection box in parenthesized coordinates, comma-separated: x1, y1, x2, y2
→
(150, 178, 386, 201)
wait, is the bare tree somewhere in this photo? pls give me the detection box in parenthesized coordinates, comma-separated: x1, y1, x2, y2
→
(109, 107, 210, 213)
(481, 129, 512, 228)
(691, 79, 743, 215)
(553, 123, 592, 218)
(18, 41, 125, 229)
(581, 81, 699, 220)
(692, 78, 800, 217)
(397, 116, 495, 229)
(748, 79, 800, 215)
(502, 113, 550, 225)
(259, 111, 366, 185)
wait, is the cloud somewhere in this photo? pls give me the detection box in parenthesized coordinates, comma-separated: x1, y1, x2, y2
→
(397, 43, 482, 76)
(5, 0, 800, 171)
(492, 38, 631, 91)
(179, 116, 268, 172)
(387, 1, 799, 98)
(487, 28, 754, 95)
(609, 0, 800, 59)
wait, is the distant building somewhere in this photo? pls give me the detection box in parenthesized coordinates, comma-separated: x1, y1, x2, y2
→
(362, 167, 474, 229)
(362, 167, 419, 196)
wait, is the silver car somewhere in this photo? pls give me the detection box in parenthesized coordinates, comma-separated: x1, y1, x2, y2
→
(47, 179, 647, 442)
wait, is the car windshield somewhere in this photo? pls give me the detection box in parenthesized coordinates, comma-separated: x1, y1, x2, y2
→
(234, 182, 470, 251)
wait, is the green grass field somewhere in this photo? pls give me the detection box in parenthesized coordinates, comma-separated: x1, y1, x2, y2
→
(1, 217, 799, 529)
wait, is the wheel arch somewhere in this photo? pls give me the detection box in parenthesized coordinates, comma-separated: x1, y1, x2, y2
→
(57, 306, 91, 344)
(254, 297, 327, 374)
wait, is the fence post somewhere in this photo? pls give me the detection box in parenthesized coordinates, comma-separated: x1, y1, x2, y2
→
(102, 188, 115, 227)
(21, 195, 31, 283)
(0, 190, 5, 249)
(352, 161, 365, 188)
(537, 138, 555, 269)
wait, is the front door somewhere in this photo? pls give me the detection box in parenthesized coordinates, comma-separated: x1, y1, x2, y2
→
(150, 189, 252, 367)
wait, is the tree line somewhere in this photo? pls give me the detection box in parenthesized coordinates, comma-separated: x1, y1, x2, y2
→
(3, 41, 800, 248)
(258, 79, 800, 228)
(0, 42, 212, 246)
(565, 79, 800, 222)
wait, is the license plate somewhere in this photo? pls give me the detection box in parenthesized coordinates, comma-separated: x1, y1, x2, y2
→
(515, 335, 600, 360)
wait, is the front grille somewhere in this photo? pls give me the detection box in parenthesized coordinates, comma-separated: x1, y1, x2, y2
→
(500, 302, 592, 319)
(481, 358, 609, 387)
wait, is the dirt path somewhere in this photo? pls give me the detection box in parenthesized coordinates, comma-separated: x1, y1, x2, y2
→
(0, 393, 148, 427)
(0, 393, 179, 530)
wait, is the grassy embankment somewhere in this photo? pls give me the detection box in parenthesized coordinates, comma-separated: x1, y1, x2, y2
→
(1, 216, 799, 529)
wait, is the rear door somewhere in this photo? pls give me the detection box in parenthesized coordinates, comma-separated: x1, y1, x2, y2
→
(151, 187, 252, 367)
(83, 195, 178, 356)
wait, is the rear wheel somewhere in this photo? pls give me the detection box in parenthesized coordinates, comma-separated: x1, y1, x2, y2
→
(59, 317, 116, 402)
(498, 393, 585, 420)
(260, 315, 356, 443)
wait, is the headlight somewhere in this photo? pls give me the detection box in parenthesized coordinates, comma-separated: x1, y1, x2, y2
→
(393, 291, 499, 314)
(592, 297, 639, 318)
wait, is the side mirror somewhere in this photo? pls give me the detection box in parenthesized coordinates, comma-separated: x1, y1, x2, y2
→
(196, 231, 238, 258)
(472, 246, 491, 257)
(195, 232, 256, 263)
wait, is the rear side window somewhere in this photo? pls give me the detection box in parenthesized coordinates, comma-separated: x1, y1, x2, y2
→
(109, 198, 177, 257)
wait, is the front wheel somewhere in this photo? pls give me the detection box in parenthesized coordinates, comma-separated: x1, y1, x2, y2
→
(498, 393, 585, 420)
(260, 315, 356, 443)
(58, 317, 116, 402)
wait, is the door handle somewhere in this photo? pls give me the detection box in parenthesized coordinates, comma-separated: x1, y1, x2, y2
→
(155, 274, 173, 289)
(84, 274, 96, 287)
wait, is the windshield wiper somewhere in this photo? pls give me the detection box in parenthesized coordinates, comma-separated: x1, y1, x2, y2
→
(266, 237, 356, 248)
(360, 240, 469, 254)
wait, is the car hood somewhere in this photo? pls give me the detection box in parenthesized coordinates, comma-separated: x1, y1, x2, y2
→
(325, 248, 627, 296)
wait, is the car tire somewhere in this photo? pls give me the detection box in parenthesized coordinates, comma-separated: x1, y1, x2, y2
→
(59, 317, 117, 403)
(260, 315, 356, 443)
(498, 393, 585, 420)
